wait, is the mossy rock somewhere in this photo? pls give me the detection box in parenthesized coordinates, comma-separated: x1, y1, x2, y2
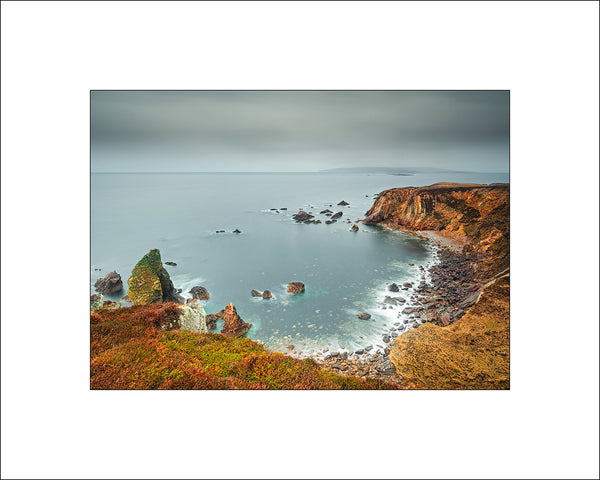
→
(127, 249, 173, 305)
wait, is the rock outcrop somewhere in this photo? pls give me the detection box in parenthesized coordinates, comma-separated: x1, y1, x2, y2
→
(177, 303, 208, 332)
(94, 271, 123, 294)
(293, 211, 314, 222)
(206, 309, 225, 330)
(220, 302, 252, 338)
(127, 249, 183, 305)
(189, 286, 210, 301)
(364, 182, 509, 278)
(287, 282, 305, 294)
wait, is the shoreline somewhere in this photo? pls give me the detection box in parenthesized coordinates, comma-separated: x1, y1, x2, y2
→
(313, 229, 487, 385)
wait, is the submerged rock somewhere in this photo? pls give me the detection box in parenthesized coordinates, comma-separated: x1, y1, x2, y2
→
(189, 286, 210, 301)
(94, 271, 123, 294)
(287, 282, 305, 294)
(384, 296, 406, 305)
(221, 302, 252, 338)
(127, 248, 183, 305)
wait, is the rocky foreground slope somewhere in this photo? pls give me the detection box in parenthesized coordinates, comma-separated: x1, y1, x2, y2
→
(364, 182, 510, 389)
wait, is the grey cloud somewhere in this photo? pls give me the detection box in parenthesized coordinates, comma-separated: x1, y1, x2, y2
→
(91, 91, 509, 172)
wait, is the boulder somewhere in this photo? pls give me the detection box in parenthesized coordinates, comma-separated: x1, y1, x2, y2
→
(165, 261, 177, 266)
(357, 312, 371, 320)
(331, 211, 343, 220)
(337, 200, 350, 206)
(351, 224, 359, 231)
(94, 271, 123, 294)
(403, 282, 413, 288)
(320, 209, 332, 214)
(220, 302, 252, 338)
(262, 290, 272, 299)
(127, 248, 183, 305)
(388, 283, 400, 292)
(287, 282, 305, 294)
(251, 289, 262, 297)
(325, 220, 336, 224)
(232, 229, 241, 234)
(189, 286, 210, 301)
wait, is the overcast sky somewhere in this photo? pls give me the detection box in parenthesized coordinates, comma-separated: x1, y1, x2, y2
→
(91, 91, 509, 173)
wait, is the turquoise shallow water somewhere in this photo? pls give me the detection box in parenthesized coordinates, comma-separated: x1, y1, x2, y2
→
(91, 171, 508, 355)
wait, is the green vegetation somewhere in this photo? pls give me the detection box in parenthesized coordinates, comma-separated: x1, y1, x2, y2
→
(127, 248, 171, 305)
(91, 303, 396, 390)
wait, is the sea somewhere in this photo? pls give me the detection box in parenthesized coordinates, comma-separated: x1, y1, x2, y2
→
(91, 171, 508, 357)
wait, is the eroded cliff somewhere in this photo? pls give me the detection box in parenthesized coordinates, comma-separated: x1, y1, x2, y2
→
(364, 182, 509, 279)
(364, 182, 510, 389)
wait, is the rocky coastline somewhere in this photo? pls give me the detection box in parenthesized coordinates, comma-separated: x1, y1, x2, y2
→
(91, 182, 509, 389)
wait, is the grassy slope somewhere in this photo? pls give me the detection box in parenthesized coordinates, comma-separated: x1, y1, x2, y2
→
(91, 304, 396, 390)
(389, 275, 510, 389)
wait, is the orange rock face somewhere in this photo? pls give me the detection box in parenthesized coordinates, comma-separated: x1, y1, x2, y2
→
(220, 302, 252, 338)
(364, 182, 509, 279)
(287, 282, 305, 294)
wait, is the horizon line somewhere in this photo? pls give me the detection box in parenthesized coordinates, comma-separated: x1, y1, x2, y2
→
(91, 170, 508, 175)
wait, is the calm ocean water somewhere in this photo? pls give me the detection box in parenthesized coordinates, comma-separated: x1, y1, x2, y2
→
(91, 172, 508, 355)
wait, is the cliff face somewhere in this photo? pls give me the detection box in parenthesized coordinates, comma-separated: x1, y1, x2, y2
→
(364, 182, 510, 389)
(364, 183, 509, 279)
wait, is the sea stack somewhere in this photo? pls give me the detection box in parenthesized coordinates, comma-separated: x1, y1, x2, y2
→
(220, 302, 252, 338)
(127, 248, 183, 305)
